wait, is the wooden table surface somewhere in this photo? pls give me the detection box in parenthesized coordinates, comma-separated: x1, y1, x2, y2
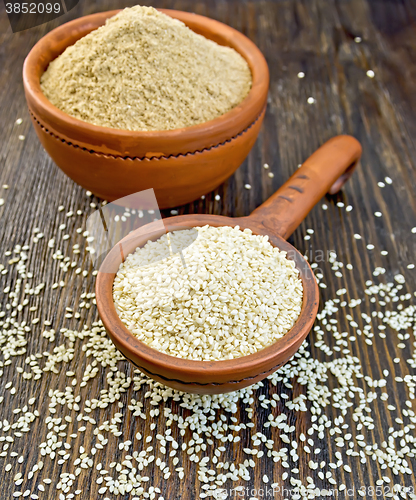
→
(1, 1, 416, 499)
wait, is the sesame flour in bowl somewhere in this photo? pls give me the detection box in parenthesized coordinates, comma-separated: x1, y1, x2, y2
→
(40, 6, 252, 132)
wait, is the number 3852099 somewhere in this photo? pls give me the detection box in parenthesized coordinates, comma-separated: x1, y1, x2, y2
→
(5, 3, 62, 14)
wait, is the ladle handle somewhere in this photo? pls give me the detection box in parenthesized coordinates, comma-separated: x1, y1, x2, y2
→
(249, 135, 362, 239)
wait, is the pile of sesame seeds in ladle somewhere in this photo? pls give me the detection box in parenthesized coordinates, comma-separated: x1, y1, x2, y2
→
(113, 225, 303, 361)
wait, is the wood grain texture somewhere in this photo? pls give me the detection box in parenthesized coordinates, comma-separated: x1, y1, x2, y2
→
(1, 0, 416, 499)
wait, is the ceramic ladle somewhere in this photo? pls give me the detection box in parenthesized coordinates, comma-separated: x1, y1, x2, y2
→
(96, 135, 362, 394)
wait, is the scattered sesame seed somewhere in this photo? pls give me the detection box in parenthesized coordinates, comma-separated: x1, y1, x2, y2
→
(307, 97, 315, 104)
(366, 70, 375, 78)
(268, 172, 274, 178)
(354, 234, 362, 240)
(16, 118, 23, 125)
(18, 135, 25, 141)
(214, 195, 221, 201)
(244, 184, 252, 190)
(374, 211, 382, 217)
(346, 205, 353, 212)
(354, 36, 362, 43)
(263, 163, 269, 169)
(0, 166, 413, 499)
(297, 72, 305, 78)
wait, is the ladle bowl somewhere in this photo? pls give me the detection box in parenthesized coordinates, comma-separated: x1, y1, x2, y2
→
(96, 135, 362, 394)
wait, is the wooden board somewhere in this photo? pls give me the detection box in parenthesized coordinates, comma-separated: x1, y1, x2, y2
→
(0, 1, 416, 499)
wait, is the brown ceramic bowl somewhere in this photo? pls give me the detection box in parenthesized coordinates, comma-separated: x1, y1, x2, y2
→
(22, 9, 269, 209)
(96, 136, 362, 394)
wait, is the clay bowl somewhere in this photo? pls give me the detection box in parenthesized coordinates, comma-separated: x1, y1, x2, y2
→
(22, 9, 269, 209)
(96, 135, 362, 394)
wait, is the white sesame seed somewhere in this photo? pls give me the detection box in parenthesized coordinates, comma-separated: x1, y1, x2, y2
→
(366, 70, 375, 78)
(307, 97, 315, 104)
(297, 72, 305, 78)
(113, 225, 303, 360)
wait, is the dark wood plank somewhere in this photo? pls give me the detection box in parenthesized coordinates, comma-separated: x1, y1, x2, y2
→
(1, 0, 416, 499)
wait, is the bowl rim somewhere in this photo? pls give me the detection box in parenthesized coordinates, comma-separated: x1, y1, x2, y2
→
(23, 8, 270, 158)
(95, 215, 319, 385)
